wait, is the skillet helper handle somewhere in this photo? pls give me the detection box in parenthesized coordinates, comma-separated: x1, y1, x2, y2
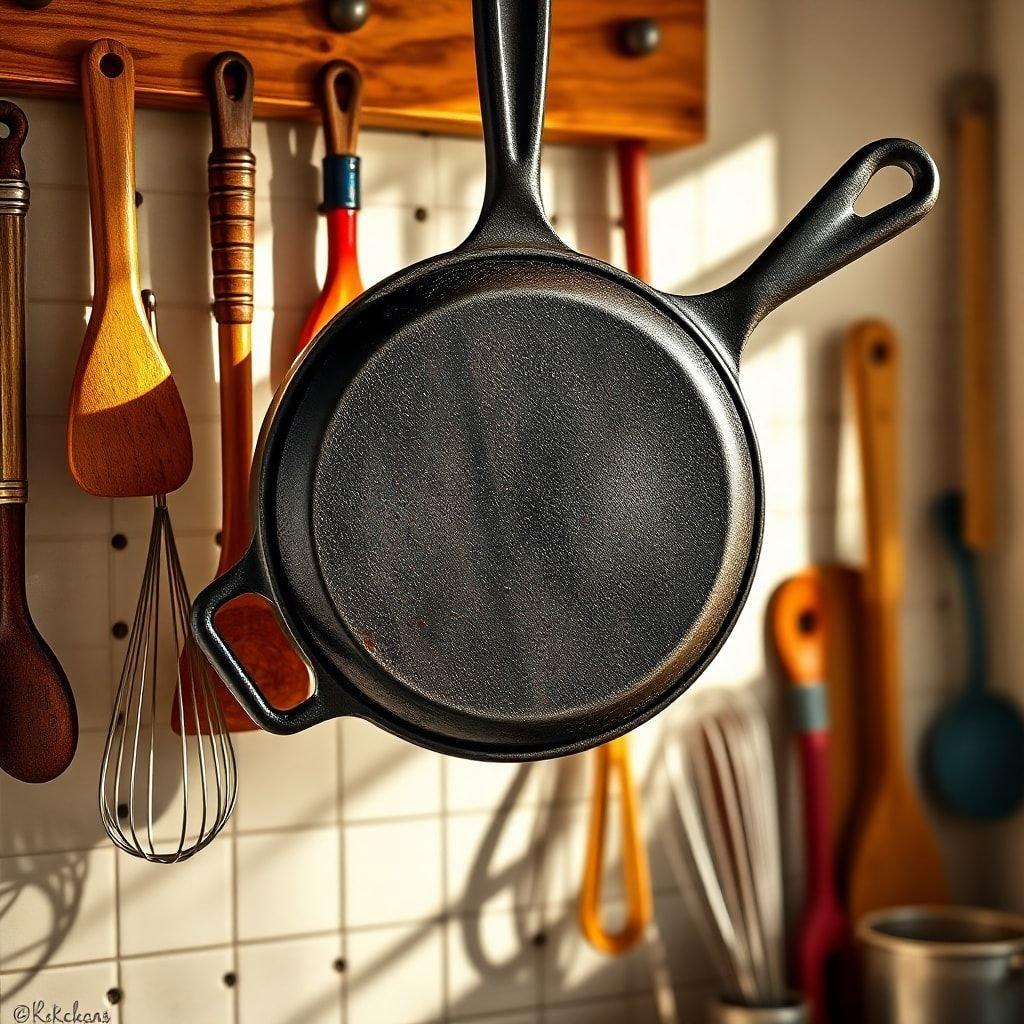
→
(686, 139, 938, 362)
(0, 103, 29, 506)
(81, 39, 142, 304)
(208, 51, 255, 328)
(469, 0, 557, 245)
(579, 735, 653, 955)
(191, 547, 334, 734)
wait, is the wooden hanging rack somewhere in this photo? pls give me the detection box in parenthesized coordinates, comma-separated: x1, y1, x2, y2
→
(0, 0, 705, 147)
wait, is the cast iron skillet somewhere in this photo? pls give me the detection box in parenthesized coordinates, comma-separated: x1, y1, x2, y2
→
(193, 0, 938, 760)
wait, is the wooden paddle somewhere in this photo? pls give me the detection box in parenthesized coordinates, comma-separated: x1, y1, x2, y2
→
(173, 52, 310, 733)
(295, 59, 364, 353)
(0, 101, 78, 783)
(845, 320, 948, 920)
(953, 76, 996, 551)
(69, 39, 192, 497)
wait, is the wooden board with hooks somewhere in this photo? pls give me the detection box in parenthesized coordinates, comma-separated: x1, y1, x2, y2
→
(0, 0, 705, 147)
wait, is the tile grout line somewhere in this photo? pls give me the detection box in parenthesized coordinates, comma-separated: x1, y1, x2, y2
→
(336, 719, 347, 1024)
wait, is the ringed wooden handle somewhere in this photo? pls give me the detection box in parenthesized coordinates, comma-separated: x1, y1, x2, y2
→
(321, 60, 363, 156)
(772, 572, 827, 689)
(0, 102, 29, 503)
(617, 140, 650, 282)
(579, 735, 652, 955)
(81, 39, 142, 307)
(952, 76, 996, 550)
(208, 51, 255, 327)
(847, 321, 901, 606)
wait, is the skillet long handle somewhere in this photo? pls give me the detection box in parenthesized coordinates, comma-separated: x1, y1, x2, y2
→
(0, 102, 29, 504)
(682, 139, 938, 364)
(469, 0, 557, 246)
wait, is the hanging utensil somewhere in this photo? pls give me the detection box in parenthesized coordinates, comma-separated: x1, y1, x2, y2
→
(845, 320, 947, 920)
(69, 39, 192, 498)
(579, 735, 652, 953)
(193, 0, 938, 759)
(577, 137, 655, 956)
(661, 693, 801, 1014)
(924, 493, 1024, 819)
(0, 101, 78, 784)
(771, 572, 846, 1024)
(953, 76, 996, 551)
(175, 52, 311, 734)
(99, 290, 237, 862)
(296, 59, 364, 353)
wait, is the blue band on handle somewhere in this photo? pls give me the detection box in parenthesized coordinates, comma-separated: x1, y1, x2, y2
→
(790, 683, 829, 732)
(322, 154, 360, 211)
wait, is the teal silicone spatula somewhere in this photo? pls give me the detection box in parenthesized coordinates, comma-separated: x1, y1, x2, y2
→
(925, 491, 1024, 820)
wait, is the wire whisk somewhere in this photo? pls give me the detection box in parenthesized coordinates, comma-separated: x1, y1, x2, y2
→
(99, 291, 237, 863)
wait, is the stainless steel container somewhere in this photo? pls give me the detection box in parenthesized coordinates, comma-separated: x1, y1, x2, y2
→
(858, 905, 1024, 1024)
(709, 996, 810, 1024)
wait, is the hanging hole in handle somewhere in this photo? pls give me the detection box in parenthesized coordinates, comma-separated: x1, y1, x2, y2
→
(0, 122, 10, 140)
(853, 164, 913, 217)
(332, 69, 358, 115)
(797, 609, 818, 635)
(870, 338, 891, 364)
(99, 52, 125, 79)
(222, 60, 248, 101)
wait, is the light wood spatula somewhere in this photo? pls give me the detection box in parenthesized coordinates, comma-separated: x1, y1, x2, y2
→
(845, 320, 948, 920)
(69, 39, 192, 497)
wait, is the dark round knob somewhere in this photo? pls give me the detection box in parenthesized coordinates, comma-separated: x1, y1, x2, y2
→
(17, 0, 55, 8)
(619, 17, 661, 57)
(326, 0, 371, 33)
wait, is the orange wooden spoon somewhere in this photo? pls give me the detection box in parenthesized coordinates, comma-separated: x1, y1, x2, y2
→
(174, 53, 310, 733)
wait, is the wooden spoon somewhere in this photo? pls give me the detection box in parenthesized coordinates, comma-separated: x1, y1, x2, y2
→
(295, 59, 364, 353)
(845, 320, 947, 919)
(0, 101, 78, 783)
(69, 39, 192, 497)
(174, 52, 310, 733)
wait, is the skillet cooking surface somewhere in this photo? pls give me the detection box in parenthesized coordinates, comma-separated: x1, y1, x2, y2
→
(296, 258, 756, 735)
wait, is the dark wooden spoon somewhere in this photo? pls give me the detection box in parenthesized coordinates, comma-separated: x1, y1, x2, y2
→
(0, 101, 78, 782)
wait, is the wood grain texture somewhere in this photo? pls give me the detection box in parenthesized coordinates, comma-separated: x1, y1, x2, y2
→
(68, 38, 192, 497)
(0, 0, 705, 147)
(844, 320, 948, 921)
(953, 77, 996, 550)
(322, 59, 361, 156)
(0, 111, 77, 784)
(176, 50, 310, 735)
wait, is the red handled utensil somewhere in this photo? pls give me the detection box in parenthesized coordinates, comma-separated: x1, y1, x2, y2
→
(296, 60, 364, 353)
(771, 571, 846, 1024)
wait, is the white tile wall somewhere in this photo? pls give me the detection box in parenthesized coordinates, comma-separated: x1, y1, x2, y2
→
(0, 0, 984, 1020)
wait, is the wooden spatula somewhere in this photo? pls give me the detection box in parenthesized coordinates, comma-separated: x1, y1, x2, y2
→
(174, 52, 310, 733)
(0, 101, 78, 783)
(845, 320, 948, 920)
(69, 39, 192, 497)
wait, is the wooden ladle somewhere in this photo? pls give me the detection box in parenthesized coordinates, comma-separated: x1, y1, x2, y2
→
(69, 39, 192, 498)
(174, 53, 310, 733)
(0, 101, 78, 783)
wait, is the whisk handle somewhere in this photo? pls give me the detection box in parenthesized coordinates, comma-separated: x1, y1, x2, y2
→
(191, 545, 338, 734)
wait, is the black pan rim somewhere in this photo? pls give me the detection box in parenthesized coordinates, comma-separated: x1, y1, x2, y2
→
(243, 243, 765, 761)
